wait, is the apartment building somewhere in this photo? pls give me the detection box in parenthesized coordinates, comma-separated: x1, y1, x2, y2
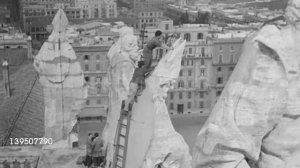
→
(208, 34, 244, 108)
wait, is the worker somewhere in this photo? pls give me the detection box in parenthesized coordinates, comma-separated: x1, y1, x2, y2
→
(122, 30, 173, 112)
(142, 30, 174, 71)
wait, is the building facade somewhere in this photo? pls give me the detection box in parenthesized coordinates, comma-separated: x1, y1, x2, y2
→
(144, 20, 250, 115)
(0, 32, 32, 65)
(20, 0, 117, 38)
(146, 23, 217, 115)
(132, 0, 165, 13)
(73, 45, 110, 119)
(0, 5, 11, 24)
(208, 36, 244, 108)
(137, 8, 164, 29)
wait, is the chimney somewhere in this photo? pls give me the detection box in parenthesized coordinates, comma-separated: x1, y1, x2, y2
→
(2, 59, 11, 98)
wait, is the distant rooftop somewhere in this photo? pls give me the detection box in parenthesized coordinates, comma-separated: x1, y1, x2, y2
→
(0, 64, 44, 145)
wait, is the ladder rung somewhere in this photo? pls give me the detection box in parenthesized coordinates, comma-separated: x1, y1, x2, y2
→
(117, 155, 124, 159)
(121, 124, 127, 127)
(119, 134, 126, 138)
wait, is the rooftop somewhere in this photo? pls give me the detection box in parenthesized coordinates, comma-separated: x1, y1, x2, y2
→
(0, 64, 44, 146)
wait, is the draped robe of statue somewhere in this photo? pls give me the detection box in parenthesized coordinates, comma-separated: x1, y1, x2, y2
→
(33, 9, 87, 148)
(193, 0, 300, 167)
(124, 38, 192, 168)
(102, 26, 140, 167)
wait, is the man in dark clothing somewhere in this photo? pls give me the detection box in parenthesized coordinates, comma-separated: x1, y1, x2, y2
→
(85, 133, 93, 168)
(142, 30, 173, 71)
(92, 133, 104, 167)
(123, 31, 173, 111)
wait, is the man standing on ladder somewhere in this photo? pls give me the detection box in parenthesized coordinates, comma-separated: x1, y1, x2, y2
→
(123, 30, 174, 112)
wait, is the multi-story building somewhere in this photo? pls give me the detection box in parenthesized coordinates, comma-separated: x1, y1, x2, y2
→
(0, 5, 11, 24)
(208, 33, 245, 108)
(145, 22, 219, 115)
(0, 31, 32, 79)
(144, 20, 253, 115)
(137, 7, 164, 29)
(74, 45, 110, 120)
(132, 0, 165, 12)
(20, 0, 117, 40)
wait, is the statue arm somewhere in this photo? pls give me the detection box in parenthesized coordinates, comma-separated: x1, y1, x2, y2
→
(193, 36, 276, 168)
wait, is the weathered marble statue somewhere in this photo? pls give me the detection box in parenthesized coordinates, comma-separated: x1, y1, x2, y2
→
(125, 38, 191, 168)
(193, 0, 300, 167)
(102, 26, 141, 167)
(34, 9, 87, 149)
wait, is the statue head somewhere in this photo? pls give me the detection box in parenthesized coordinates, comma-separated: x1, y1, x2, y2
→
(285, 0, 300, 28)
(120, 34, 140, 61)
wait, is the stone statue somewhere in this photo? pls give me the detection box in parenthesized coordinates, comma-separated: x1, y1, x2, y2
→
(193, 0, 300, 167)
(124, 38, 191, 168)
(34, 9, 87, 149)
(102, 26, 141, 167)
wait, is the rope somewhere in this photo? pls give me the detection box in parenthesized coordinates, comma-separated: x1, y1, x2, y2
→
(58, 11, 66, 139)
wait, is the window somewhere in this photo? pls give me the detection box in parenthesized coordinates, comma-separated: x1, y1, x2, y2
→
(170, 92, 174, 100)
(96, 55, 100, 60)
(178, 81, 184, 88)
(199, 101, 204, 108)
(165, 24, 169, 30)
(197, 33, 203, 39)
(217, 67, 222, 71)
(218, 55, 223, 64)
(84, 55, 89, 60)
(179, 70, 183, 76)
(86, 99, 90, 105)
(216, 90, 222, 96)
(219, 45, 223, 51)
(179, 92, 183, 99)
(188, 81, 192, 88)
(159, 49, 163, 58)
(188, 92, 191, 99)
(97, 86, 101, 94)
(217, 77, 223, 84)
(85, 64, 89, 71)
(200, 92, 204, 98)
(229, 67, 234, 71)
(200, 81, 204, 89)
(189, 48, 192, 54)
(200, 69, 205, 76)
(201, 47, 205, 56)
(230, 54, 234, 63)
(191, 60, 194, 65)
(85, 76, 90, 82)
(188, 102, 191, 109)
(181, 60, 184, 66)
(184, 33, 191, 42)
(97, 99, 101, 104)
(96, 64, 100, 70)
(201, 59, 205, 65)
(188, 70, 192, 76)
(231, 45, 234, 51)
(170, 103, 174, 110)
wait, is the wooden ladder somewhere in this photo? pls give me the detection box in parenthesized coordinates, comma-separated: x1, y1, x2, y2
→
(112, 101, 133, 168)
